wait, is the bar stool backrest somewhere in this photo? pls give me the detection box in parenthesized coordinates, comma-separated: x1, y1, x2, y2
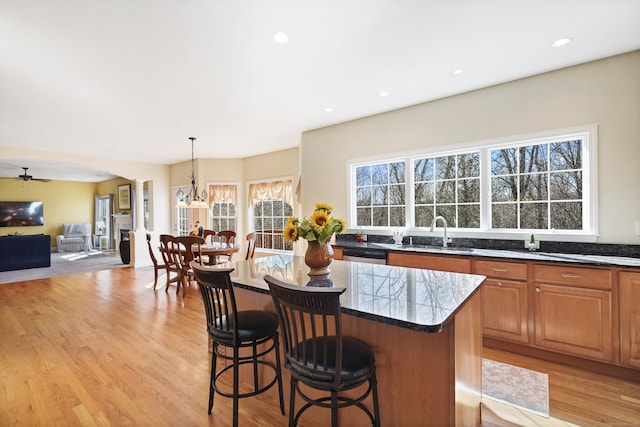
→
(265, 275, 347, 389)
(191, 265, 239, 344)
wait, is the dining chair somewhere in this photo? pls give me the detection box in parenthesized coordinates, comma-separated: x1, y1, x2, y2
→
(245, 232, 256, 260)
(203, 229, 216, 244)
(170, 235, 205, 297)
(264, 275, 381, 427)
(216, 230, 237, 262)
(159, 234, 182, 293)
(146, 233, 168, 290)
(191, 263, 285, 427)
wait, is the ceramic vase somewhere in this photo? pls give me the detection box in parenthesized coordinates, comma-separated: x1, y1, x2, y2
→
(305, 240, 334, 276)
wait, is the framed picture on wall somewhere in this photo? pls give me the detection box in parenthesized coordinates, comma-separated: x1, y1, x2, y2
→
(118, 184, 131, 210)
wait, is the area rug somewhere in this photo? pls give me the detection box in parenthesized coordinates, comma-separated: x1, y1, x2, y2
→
(0, 250, 125, 284)
(482, 358, 549, 417)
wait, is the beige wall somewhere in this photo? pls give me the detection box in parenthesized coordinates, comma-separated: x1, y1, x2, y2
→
(301, 51, 640, 245)
(170, 148, 300, 241)
(0, 179, 98, 247)
(96, 177, 135, 215)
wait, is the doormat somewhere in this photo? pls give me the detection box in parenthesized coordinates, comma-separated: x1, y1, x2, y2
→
(482, 358, 549, 417)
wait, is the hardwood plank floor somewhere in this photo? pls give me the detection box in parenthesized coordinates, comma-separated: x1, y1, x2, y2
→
(1, 267, 638, 426)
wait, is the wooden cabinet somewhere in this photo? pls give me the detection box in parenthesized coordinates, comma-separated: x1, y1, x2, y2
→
(336, 244, 640, 371)
(476, 260, 529, 344)
(387, 252, 471, 273)
(332, 246, 343, 260)
(532, 264, 613, 363)
(620, 271, 640, 368)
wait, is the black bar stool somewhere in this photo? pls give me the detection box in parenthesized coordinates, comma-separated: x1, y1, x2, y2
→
(192, 263, 285, 427)
(264, 274, 381, 427)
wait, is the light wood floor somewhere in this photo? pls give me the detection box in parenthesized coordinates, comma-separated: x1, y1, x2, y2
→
(1, 267, 638, 426)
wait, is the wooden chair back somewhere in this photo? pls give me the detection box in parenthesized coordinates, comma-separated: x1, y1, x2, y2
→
(159, 234, 182, 292)
(203, 229, 216, 244)
(217, 230, 236, 245)
(245, 232, 256, 260)
(146, 233, 159, 267)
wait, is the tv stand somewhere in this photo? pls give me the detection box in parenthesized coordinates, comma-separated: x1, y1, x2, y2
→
(0, 234, 51, 272)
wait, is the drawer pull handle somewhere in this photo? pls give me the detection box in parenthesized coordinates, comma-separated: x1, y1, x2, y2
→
(535, 287, 541, 293)
(497, 281, 503, 287)
(492, 268, 509, 272)
(560, 273, 580, 279)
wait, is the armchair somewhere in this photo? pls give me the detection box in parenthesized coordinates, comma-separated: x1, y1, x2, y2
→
(56, 223, 92, 252)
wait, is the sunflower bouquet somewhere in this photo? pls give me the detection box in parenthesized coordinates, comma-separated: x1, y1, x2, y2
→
(283, 203, 347, 245)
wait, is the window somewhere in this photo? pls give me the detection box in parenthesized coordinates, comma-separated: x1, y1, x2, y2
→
(174, 185, 190, 236)
(355, 161, 406, 227)
(350, 126, 596, 237)
(208, 184, 237, 232)
(491, 139, 583, 230)
(249, 180, 294, 251)
(414, 152, 480, 228)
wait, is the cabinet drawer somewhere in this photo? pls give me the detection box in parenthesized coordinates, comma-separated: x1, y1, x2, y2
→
(475, 260, 527, 281)
(533, 264, 612, 289)
(387, 252, 471, 273)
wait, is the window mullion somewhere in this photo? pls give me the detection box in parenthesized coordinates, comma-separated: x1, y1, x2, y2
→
(480, 148, 491, 231)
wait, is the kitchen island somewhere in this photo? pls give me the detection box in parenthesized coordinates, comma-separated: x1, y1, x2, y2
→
(209, 255, 486, 426)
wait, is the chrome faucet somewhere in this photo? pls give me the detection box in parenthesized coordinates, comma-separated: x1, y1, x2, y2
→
(430, 216, 452, 248)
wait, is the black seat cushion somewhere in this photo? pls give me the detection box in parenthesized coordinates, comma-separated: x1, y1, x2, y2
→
(209, 310, 278, 342)
(291, 336, 375, 380)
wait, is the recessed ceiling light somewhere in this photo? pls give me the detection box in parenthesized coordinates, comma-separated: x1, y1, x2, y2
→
(273, 32, 290, 44)
(451, 68, 465, 76)
(378, 91, 390, 97)
(324, 107, 334, 113)
(551, 37, 572, 48)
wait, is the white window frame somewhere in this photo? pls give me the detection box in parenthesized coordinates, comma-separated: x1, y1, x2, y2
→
(348, 125, 598, 242)
(247, 177, 295, 253)
(207, 182, 239, 233)
(172, 185, 191, 236)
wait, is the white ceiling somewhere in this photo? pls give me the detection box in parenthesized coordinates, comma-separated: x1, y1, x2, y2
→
(1, 0, 639, 182)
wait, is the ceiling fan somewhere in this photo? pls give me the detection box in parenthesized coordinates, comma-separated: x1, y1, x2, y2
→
(1, 167, 52, 183)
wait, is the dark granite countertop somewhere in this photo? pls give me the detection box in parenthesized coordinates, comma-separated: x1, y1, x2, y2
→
(334, 240, 640, 268)
(202, 255, 486, 333)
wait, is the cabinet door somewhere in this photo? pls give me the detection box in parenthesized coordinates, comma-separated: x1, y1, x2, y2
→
(482, 279, 528, 343)
(332, 246, 343, 260)
(620, 272, 640, 368)
(387, 252, 471, 273)
(533, 283, 613, 362)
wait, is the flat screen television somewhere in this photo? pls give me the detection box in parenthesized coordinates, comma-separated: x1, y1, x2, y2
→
(0, 201, 44, 227)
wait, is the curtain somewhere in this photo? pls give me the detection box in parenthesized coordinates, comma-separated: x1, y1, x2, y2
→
(248, 180, 293, 206)
(208, 184, 237, 205)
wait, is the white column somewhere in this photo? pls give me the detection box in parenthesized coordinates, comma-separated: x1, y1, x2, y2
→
(131, 179, 152, 268)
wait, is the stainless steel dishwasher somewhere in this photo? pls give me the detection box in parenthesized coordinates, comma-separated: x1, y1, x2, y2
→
(341, 246, 387, 264)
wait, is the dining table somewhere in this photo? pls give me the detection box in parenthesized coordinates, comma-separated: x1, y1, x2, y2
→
(162, 242, 240, 265)
(195, 243, 240, 264)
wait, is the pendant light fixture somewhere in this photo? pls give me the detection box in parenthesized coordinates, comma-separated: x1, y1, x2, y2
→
(176, 137, 209, 209)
